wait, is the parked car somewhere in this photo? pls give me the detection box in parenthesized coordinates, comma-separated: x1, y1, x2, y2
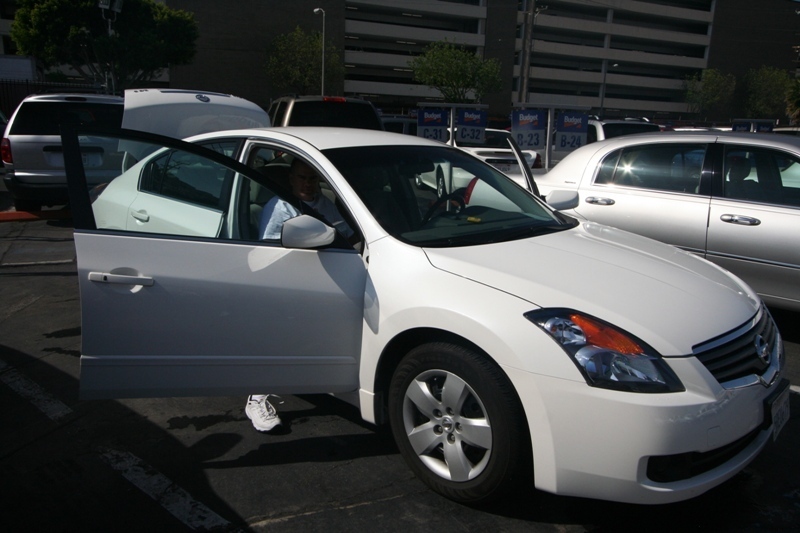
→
(1, 93, 124, 211)
(1, 89, 269, 212)
(381, 114, 417, 136)
(773, 126, 800, 137)
(62, 116, 788, 507)
(268, 95, 383, 130)
(416, 128, 541, 195)
(550, 118, 661, 166)
(536, 130, 800, 311)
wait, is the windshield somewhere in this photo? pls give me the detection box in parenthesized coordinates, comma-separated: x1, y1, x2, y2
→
(323, 145, 572, 247)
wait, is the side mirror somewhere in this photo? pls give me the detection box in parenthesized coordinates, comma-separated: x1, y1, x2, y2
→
(281, 215, 336, 249)
(546, 189, 579, 211)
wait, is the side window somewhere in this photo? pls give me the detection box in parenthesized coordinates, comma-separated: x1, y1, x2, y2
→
(724, 146, 800, 207)
(587, 125, 598, 144)
(197, 139, 240, 159)
(598, 144, 707, 193)
(594, 149, 621, 184)
(80, 134, 245, 240)
(242, 144, 358, 246)
(141, 149, 232, 209)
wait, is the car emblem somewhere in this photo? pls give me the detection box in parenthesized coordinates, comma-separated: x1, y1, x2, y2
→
(754, 335, 770, 365)
(195, 94, 211, 103)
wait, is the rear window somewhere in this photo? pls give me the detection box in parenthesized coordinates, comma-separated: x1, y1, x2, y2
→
(601, 123, 661, 139)
(288, 101, 383, 130)
(9, 102, 123, 135)
(454, 129, 512, 148)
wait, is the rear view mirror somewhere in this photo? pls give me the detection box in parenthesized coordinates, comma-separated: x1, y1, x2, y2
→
(281, 215, 336, 249)
(545, 189, 579, 211)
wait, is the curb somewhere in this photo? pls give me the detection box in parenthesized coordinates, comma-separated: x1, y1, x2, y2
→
(0, 210, 71, 223)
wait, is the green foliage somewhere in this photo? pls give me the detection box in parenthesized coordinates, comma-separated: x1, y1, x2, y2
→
(786, 79, 800, 125)
(409, 41, 502, 104)
(11, 0, 198, 91)
(683, 69, 736, 120)
(743, 66, 793, 120)
(265, 26, 343, 96)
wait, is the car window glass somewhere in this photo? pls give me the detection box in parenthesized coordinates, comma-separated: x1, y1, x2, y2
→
(141, 149, 232, 209)
(724, 146, 800, 207)
(587, 125, 597, 143)
(70, 134, 253, 239)
(322, 145, 568, 247)
(601, 123, 661, 139)
(597, 144, 707, 193)
(243, 143, 358, 247)
(9, 102, 123, 135)
(288, 101, 382, 129)
(197, 139, 240, 158)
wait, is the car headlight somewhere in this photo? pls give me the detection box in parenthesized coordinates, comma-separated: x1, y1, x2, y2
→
(525, 309, 684, 393)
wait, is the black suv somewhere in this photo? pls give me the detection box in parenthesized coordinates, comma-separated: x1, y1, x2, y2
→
(2, 93, 124, 211)
(267, 96, 383, 130)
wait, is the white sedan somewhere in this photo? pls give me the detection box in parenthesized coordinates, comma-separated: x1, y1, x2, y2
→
(62, 125, 789, 506)
(535, 131, 800, 312)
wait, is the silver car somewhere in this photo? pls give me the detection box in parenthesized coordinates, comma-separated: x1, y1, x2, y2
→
(536, 131, 800, 311)
(1, 93, 124, 211)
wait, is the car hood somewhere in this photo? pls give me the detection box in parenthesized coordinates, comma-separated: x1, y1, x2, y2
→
(423, 222, 760, 355)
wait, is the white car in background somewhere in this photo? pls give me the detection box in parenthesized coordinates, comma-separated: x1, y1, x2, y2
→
(536, 131, 800, 312)
(62, 120, 788, 507)
(416, 128, 541, 197)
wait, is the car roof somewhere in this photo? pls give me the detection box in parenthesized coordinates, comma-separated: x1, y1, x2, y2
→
(597, 130, 800, 148)
(187, 126, 446, 151)
(20, 93, 124, 104)
(543, 130, 800, 178)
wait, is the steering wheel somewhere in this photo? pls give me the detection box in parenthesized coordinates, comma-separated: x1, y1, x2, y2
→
(421, 192, 466, 225)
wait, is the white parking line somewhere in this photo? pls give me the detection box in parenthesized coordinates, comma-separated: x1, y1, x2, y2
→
(0, 358, 72, 420)
(99, 448, 234, 532)
(791, 384, 800, 395)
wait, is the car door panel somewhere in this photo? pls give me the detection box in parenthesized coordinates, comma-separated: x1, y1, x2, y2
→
(574, 189, 710, 253)
(64, 127, 367, 399)
(707, 199, 800, 308)
(574, 143, 711, 253)
(76, 233, 365, 399)
(124, 192, 224, 237)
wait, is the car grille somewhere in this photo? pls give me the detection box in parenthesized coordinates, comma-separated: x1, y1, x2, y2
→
(693, 306, 777, 384)
(647, 427, 760, 483)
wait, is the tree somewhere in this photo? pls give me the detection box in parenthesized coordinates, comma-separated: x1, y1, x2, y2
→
(11, 0, 198, 92)
(409, 41, 502, 103)
(743, 66, 793, 120)
(265, 26, 343, 96)
(683, 69, 736, 121)
(785, 78, 800, 125)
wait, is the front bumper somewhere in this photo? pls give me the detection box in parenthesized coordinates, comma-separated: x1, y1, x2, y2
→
(506, 334, 785, 505)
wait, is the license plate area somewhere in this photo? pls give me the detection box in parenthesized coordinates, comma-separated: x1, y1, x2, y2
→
(764, 378, 790, 441)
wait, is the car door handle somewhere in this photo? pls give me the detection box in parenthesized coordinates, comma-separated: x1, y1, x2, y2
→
(585, 196, 615, 206)
(720, 214, 761, 226)
(88, 272, 155, 286)
(131, 210, 150, 222)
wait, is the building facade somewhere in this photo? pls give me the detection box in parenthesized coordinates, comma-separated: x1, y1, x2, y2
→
(1, 0, 798, 124)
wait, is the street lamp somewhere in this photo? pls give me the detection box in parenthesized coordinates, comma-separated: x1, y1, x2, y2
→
(314, 8, 325, 96)
(598, 61, 618, 117)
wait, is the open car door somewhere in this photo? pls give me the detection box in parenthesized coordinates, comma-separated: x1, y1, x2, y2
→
(62, 126, 366, 399)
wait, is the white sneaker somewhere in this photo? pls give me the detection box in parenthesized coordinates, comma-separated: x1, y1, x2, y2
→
(245, 395, 282, 432)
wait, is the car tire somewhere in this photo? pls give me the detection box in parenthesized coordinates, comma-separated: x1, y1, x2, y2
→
(415, 173, 427, 190)
(388, 342, 530, 504)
